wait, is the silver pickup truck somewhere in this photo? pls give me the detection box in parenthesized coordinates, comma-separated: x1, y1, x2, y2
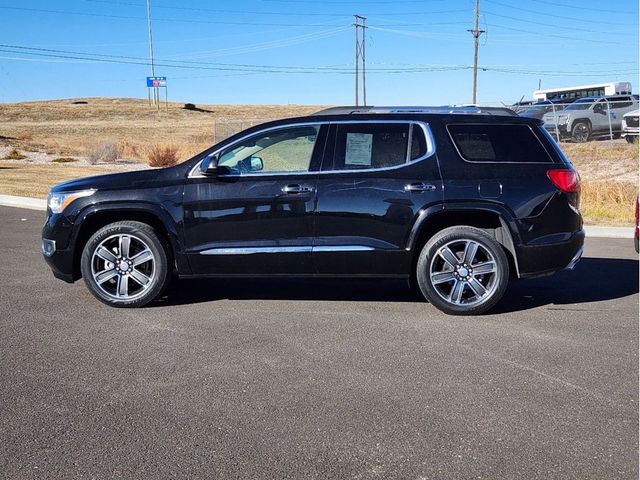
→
(542, 95, 638, 142)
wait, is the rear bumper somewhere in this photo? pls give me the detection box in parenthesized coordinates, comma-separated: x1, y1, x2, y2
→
(516, 228, 585, 278)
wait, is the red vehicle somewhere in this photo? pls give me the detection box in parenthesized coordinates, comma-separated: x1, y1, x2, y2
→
(635, 196, 639, 253)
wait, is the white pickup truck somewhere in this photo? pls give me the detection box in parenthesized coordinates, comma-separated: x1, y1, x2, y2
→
(542, 95, 638, 142)
(622, 109, 639, 144)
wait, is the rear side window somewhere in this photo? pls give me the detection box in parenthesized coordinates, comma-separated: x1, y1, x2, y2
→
(448, 124, 552, 163)
(332, 123, 409, 170)
(606, 97, 633, 109)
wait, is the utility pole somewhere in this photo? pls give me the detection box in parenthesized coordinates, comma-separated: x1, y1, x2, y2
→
(354, 15, 367, 106)
(146, 0, 158, 108)
(468, 0, 485, 104)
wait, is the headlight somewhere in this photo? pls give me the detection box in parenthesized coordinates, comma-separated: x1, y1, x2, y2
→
(47, 189, 95, 214)
(557, 115, 569, 124)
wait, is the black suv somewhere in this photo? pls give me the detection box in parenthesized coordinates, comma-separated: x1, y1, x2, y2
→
(42, 106, 584, 315)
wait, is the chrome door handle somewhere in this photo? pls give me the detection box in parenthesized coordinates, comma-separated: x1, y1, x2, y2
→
(404, 182, 436, 193)
(281, 184, 313, 194)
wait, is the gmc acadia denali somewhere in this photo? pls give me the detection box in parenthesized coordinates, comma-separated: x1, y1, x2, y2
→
(42, 106, 584, 315)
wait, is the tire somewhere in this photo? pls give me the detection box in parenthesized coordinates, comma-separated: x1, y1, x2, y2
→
(416, 226, 509, 316)
(571, 121, 591, 143)
(80, 221, 171, 307)
(625, 136, 637, 144)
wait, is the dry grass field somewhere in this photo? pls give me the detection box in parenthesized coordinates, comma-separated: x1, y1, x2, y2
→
(0, 97, 637, 224)
(0, 97, 318, 158)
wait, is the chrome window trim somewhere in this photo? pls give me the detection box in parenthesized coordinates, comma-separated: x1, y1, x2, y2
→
(188, 120, 436, 179)
(200, 245, 376, 255)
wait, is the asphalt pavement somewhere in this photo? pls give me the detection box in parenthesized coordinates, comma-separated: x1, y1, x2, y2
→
(1, 206, 638, 479)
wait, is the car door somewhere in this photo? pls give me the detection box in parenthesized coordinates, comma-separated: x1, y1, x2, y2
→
(183, 122, 327, 275)
(589, 99, 608, 133)
(312, 120, 443, 276)
(607, 96, 634, 130)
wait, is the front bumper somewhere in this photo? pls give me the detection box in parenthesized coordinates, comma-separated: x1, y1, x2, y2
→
(42, 212, 78, 283)
(543, 123, 569, 138)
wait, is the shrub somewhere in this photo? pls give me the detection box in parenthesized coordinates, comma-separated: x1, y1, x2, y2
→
(86, 141, 118, 164)
(2, 149, 27, 160)
(147, 145, 179, 167)
(51, 157, 77, 163)
(118, 140, 141, 160)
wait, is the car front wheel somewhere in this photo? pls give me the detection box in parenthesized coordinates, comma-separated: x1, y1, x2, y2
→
(571, 121, 590, 142)
(80, 221, 171, 307)
(416, 226, 510, 315)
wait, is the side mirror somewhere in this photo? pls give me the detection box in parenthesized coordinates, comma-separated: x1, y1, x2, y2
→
(249, 156, 264, 172)
(200, 153, 219, 176)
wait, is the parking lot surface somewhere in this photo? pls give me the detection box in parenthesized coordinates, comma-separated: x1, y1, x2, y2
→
(1, 206, 638, 479)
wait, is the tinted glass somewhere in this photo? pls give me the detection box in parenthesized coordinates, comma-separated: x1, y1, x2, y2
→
(332, 123, 409, 170)
(410, 125, 428, 160)
(606, 97, 632, 109)
(448, 124, 552, 163)
(218, 125, 319, 174)
(565, 99, 596, 111)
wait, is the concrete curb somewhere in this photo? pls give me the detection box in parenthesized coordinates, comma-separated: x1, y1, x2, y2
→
(584, 226, 634, 239)
(0, 194, 47, 211)
(0, 194, 635, 239)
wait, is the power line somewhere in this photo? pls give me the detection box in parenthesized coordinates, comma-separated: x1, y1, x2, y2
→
(528, 0, 636, 14)
(484, 0, 638, 25)
(483, 9, 638, 34)
(82, 0, 470, 17)
(0, 5, 476, 28)
(0, 5, 348, 27)
(1, 44, 636, 78)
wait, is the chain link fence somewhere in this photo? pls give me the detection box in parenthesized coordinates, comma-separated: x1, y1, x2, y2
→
(514, 97, 637, 143)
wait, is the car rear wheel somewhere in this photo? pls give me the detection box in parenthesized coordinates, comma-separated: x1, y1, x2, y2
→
(416, 226, 509, 315)
(81, 221, 171, 307)
(571, 121, 590, 143)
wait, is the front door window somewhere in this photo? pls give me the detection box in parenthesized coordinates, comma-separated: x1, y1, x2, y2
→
(217, 125, 320, 175)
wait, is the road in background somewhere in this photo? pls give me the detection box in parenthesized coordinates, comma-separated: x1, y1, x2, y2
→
(1, 206, 638, 479)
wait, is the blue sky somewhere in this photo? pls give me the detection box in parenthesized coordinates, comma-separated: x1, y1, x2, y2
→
(0, 0, 638, 105)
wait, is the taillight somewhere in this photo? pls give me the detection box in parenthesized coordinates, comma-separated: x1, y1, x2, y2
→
(547, 169, 580, 193)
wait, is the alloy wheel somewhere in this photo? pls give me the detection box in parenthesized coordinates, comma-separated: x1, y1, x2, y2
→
(429, 239, 500, 307)
(90, 233, 156, 300)
(572, 123, 589, 142)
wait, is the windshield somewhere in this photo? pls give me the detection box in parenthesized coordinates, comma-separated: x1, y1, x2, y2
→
(564, 99, 596, 111)
(519, 106, 548, 117)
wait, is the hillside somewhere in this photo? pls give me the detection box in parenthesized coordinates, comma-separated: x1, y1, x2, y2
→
(0, 97, 322, 158)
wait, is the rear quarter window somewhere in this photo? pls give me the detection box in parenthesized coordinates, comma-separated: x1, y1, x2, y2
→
(447, 124, 553, 163)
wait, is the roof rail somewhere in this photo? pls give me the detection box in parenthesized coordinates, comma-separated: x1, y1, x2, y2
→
(312, 105, 518, 117)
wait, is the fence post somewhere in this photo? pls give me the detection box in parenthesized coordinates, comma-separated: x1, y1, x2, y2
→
(606, 99, 613, 141)
(552, 102, 560, 141)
